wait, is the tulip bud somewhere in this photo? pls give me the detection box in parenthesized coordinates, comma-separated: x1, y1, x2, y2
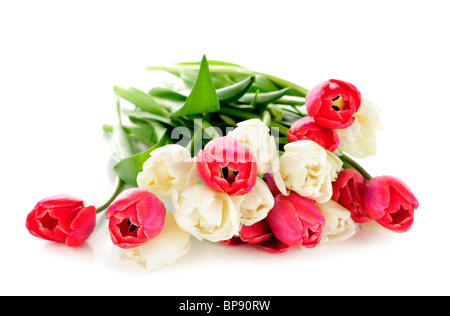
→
(196, 136, 258, 196)
(266, 191, 325, 248)
(305, 79, 361, 129)
(364, 176, 418, 233)
(105, 188, 166, 249)
(26, 195, 96, 247)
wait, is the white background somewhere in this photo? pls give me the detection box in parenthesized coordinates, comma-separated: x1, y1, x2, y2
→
(1, 0, 449, 296)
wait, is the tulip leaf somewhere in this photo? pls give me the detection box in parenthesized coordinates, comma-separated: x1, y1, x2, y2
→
(123, 108, 174, 126)
(216, 76, 255, 104)
(238, 87, 290, 105)
(113, 121, 167, 186)
(149, 87, 188, 101)
(168, 55, 220, 118)
(249, 75, 279, 93)
(150, 75, 255, 106)
(111, 124, 135, 164)
(123, 122, 158, 147)
(113, 85, 167, 116)
(103, 123, 157, 148)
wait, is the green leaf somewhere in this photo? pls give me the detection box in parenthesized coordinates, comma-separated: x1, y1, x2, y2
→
(112, 122, 167, 186)
(123, 108, 174, 126)
(113, 86, 167, 116)
(124, 122, 158, 147)
(111, 124, 135, 164)
(248, 75, 279, 93)
(169, 55, 220, 118)
(216, 76, 255, 103)
(238, 87, 290, 105)
(149, 87, 188, 101)
(103, 122, 158, 147)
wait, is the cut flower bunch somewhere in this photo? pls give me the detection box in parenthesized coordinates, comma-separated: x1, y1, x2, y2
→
(26, 56, 419, 270)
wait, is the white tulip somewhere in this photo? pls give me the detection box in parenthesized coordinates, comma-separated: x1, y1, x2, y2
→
(280, 140, 342, 203)
(172, 184, 240, 242)
(137, 144, 199, 199)
(232, 177, 275, 226)
(227, 118, 287, 195)
(112, 212, 191, 271)
(315, 200, 357, 243)
(336, 98, 383, 158)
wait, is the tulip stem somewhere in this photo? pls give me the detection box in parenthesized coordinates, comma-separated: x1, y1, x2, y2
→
(262, 110, 271, 127)
(339, 154, 373, 181)
(96, 177, 125, 214)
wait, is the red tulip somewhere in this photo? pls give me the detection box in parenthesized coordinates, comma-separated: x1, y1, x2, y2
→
(221, 220, 290, 253)
(332, 169, 369, 223)
(26, 195, 96, 247)
(364, 176, 418, 233)
(105, 188, 166, 249)
(196, 136, 258, 196)
(287, 116, 340, 151)
(239, 220, 291, 253)
(305, 79, 361, 129)
(265, 192, 325, 248)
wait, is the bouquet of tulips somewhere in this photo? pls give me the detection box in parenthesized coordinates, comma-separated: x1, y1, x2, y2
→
(26, 56, 419, 270)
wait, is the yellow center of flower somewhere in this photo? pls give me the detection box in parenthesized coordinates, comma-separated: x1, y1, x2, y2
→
(331, 95, 345, 112)
(219, 167, 238, 185)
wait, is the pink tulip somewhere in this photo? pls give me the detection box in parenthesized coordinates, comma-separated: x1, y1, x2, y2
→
(105, 188, 166, 249)
(221, 220, 290, 253)
(240, 220, 291, 253)
(196, 136, 258, 196)
(305, 79, 361, 129)
(287, 116, 340, 151)
(332, 169, 369, 223)
(364, 176, 418, 233)
(266, 192, 325, 248)
(26, 195, 96, 247)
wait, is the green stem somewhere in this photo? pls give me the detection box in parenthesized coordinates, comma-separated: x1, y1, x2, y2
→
(276, 96, 306, 106)
(339, 154, 373, 181)
(186, 122, 204, 157)
(96, 177, 125, 214)
(262, 110, 271, 127)
(268, 121, 289, 135)
(218, 106, 261, 120)
(115, 98, 123, 126)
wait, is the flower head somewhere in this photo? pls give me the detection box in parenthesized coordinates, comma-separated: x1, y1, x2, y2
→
(266, 191, 325, 248)
(305, 79, 361, 129)
(280, 140, 342, 203)
(196, 136, 258, 196)
(105, 188, 166, 249)
(364, 176, 418, 233)
(235, 219, 291, 253)
(137, 144, 199, 199)
(172, 184, 240, 242)
(26, 195, 96, 247)
(287, 116, 340, 152)
(315, 200, 357, 243)
(332, 168, 368, 223)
